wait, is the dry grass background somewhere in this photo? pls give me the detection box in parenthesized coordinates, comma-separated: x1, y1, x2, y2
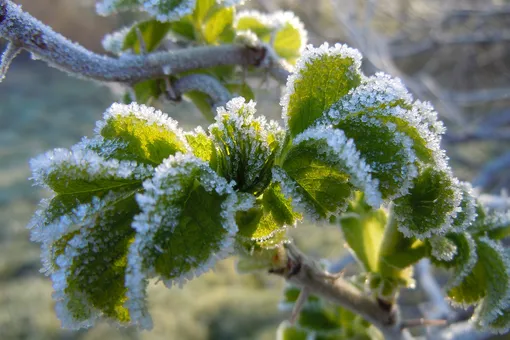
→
(0, 0, 509, 339)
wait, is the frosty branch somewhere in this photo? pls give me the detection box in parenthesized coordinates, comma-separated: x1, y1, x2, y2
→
(0, 0, 288, 86)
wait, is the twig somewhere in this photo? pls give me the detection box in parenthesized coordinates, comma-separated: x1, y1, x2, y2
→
(473, 151, 510, 189)
(270, 243, 413, 340)
(0, 41, 21, 81)
(434, 320, 492, 340)
(0, 0, 289, 84)
(172, 73, 232, 108)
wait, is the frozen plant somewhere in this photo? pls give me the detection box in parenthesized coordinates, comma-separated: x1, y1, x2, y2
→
(1, 0, 510, 339)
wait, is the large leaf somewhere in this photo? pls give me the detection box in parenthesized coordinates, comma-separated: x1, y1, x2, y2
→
(393, 167, 461, 239)
(278, 126, 382, 221)
(125, 154, 238, 326)
(282, 43, 362, 137)
(334, 116, 418, 200)
(97, 103, 189, 165)
(49, 190, 140, 328)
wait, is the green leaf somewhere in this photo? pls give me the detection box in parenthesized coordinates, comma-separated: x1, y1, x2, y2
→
(98, 103, 189, 165)
(184, 90, 216, 122)
(278, 126, 383, 220)
(122, 20, 172, 53)
(185, 128, 217, 166)
(209, 98, 279, 194)
(447, 237, 510, 321)
(169, 18, 196, 40)
(203, 7, 234, 44)
(451, 182, 477, 232)
(236, 183, 301, 249)
(49, 190, 139, 328)
(282, 43, 362, 137)
(339, 201, 386, 272)
(277, 322, 309, 340)
(193, 0, 215, 23)
(234, 12, 273, 41)
(431, 233, 477, 289)
(473, 237, 510, 327)
(133, 79, 163, 104)
(334, 116, 418, 200)
(29, 143, 149, 196)
(273, 21, 304, 64)
(125, 154, 239, 325)
(277, 142, 353, 220)
(393, 167, 461, 239)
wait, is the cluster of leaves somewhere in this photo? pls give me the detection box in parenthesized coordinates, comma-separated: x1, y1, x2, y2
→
(98, 0, 307, 119)
(26, 0, 510, 336)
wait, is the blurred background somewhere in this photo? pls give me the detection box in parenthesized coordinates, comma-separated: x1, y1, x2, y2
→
(0, 0, 509, 339)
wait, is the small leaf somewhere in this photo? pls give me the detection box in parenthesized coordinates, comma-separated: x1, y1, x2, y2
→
(97, 103, 189, 165)
(430, 232, 477, 289)
(169, 18, 196, 40)
(451, 182, 477, 232)
(276, 321, 308, 340)
(185, 127, 217, 165)
(234, 11, 273, 40)
(193, 0, 215, 23)
(209, 98, 280, 194)
(236, 183, 301, 249)
(272, 11, 307, 64)
(282, 43, 362, 137)
(203, 6, 234, 44)
(393, 167, 461, 239)
(122, 20, 172, 53)
(339, 198, 387, 272)
(126, 154, 238, 324)
(133, 79, 163, 104)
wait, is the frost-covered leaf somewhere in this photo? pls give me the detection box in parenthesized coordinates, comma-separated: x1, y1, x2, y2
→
(276, 126, 382, 220)
(209, 97, 281, 194)
(185, 127, 217, 165)
(338, 194, 386, 272)
(430, 232, 477, 289)
(125, 154, 238, 327)
(234, 11, 307, 64)
(122, 20, 172, 53)
(469, 204, 510, 240)
(447, 237, 510, 324)
(236, 183, 301, 249)
(97, 0, 197, 22)
(29, 144, 150, 196)
(334, 115, 418, 200)
(49, 190, 140, 329)
(393, 167, 461, 239)
(324, 73, 444, 166)
(102, 27, 131, 55)
(272, 11, 307, 64)
(96, 103, 189, 165)
(428, 236, 458, 262)
(234, 10, 273, 40)
(281, 43, 362, 137)
(451, 182, 477, 232)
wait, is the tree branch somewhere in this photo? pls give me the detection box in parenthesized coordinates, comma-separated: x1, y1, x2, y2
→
(270, 243, 413, 340)
(0, 0, 289, 84)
